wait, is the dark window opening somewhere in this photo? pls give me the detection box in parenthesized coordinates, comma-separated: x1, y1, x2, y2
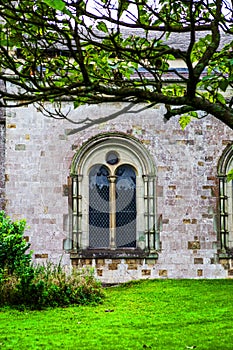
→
(89, 165, 110, 248)
(116, 165, 136, 247)
(88, 164, 137, 249)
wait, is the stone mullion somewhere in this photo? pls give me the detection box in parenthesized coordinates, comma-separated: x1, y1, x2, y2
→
(108, 175, 117, 249)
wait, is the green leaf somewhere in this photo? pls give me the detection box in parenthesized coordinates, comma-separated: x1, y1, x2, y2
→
(73, 98, 89, 109)
(216, 93, 226, 105)
(118, 0, 130, 18)
(191, 34, 212, 63)
(96, 21, 108, 33)
(218, 80, 229, 92)
(227, 169, 233, 182)
(42, 0, 66, 11)
(179, 115, 192, 130)
(202, 75, 214, 82)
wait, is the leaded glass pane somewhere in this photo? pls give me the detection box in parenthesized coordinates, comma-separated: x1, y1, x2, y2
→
(116, 165, 136, 247)
(89, 165, 110, 248)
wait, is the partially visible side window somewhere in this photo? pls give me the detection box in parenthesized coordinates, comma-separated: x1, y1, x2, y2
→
(218, 144, 233, 252)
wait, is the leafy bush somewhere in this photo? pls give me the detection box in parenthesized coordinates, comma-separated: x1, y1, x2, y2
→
(0, 211, 31, 274)
(0, 263, 104, 309)
(0, 211, 104, 309)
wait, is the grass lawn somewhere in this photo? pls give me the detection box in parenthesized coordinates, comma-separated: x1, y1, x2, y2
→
(0, 279, 233, 350)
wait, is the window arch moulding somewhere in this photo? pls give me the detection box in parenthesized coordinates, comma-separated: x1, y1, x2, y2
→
(218, 143, 233, 256)
(67, 132, 160, 259)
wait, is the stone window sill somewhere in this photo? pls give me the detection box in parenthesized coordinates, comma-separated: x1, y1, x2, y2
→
(70, 248, 158, 259)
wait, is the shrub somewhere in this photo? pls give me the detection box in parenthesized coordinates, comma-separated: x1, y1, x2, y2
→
(31, 263, 104, 308)
(0, 211, 32, 274)
(0, 211, 104, 309)
(0, 263, 104, 309)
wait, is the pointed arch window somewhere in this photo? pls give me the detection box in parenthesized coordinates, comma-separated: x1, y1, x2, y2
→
(69, 133, 160, 257)
(218, 144, 233, 253)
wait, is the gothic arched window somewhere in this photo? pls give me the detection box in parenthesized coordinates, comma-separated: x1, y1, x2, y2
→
(69, 133, 159, 257)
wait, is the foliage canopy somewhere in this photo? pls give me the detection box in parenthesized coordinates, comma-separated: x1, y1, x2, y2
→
(0, 0, 233, 127)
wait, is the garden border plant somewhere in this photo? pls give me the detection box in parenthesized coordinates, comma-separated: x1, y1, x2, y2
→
(0, 211, 104, 309)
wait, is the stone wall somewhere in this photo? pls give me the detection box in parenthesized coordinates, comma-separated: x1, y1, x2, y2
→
(4, 101, 233, 281)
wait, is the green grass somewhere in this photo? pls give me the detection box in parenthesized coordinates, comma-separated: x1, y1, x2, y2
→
(0, 279, 233, 350)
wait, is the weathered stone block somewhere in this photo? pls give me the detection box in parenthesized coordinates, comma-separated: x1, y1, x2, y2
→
(175, 195, 183, 199)
(157, 185, 163, 197)
(97, 269, 103, 276)
(108, 261, 119, 270)
(141, 140, 151, 145)
(15, 144, 26, 151)
(202, 214, 213, 219)
(96, 259, 105, 267)
(142, 269, 151, 276)
(145, 259, 157, 265)
(7, 124, 16, 128)
(207, 176, 216, 181)
(194, 258, 203, 264)
(42, 218, 56, 224)
(222, 140, 231, 145)
(219, 259, 229, 270)
(126, 259, 142, 270)
(177, 140, 194, 145)
(202, 185, 214, 190)
(188, 241, 200, 249)
(35, 254, 48, 259)
(80, 259, 92, 266)
(159, 270, 168, 277)
(63, 184, 69, 196)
